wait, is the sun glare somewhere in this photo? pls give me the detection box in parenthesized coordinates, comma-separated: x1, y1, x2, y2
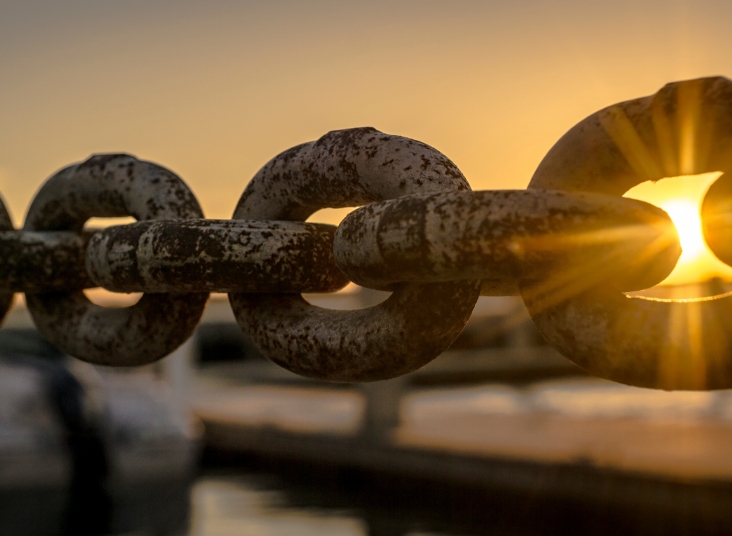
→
(624, 172, 732, 287)
(659, 199, 704, 263)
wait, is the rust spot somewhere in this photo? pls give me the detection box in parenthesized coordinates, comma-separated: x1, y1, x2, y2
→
(23, 154, 208, 366)
(230, 127, 480, 381)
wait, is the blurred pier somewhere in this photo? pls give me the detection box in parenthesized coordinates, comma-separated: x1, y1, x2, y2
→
(188, 287, 732, 532)
(5, 284, 732, 534)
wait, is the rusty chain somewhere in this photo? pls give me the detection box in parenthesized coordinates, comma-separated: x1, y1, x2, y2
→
(2, 76, 732, 389)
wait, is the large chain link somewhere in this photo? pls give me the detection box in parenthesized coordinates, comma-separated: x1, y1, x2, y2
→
(228, 128, 481, 382)
(526, 76, 732, 390)
(2, 77, 732, 389)
(22, 154, 209, 366)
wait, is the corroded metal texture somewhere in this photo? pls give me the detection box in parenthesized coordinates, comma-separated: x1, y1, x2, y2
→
(233, 282, 480, 382)
(24, 154, 208, 367)
(230, 127, 481, 382)
(526, 76, 732, 390)
(86, 219, 349, 293)
(334, 189, 679, 295)
(530, 76, 732, 196)
(0, 197, 13, 324)
(0, 230, 95, 292)
(524, 286, 732, 390)
(235, 126, 470, 220)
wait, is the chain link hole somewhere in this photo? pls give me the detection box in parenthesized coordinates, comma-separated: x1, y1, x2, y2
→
(83, 216, 141, 307)
(624, 172, 732, 299)
(84, 216, 137, 229)
(304, 284, 391, 311)
(305, 206, 359, 226)
(305, 207, 393, 309)
(83, 288, 142, 308)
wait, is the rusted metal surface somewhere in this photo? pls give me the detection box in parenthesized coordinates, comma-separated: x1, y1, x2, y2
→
(530, 76, 732, 196)
(523, 286, 732, 390)
(232, 282, 480, 382)
(525, 76, 732, 389)
(230, 127, 481, 382)
(2, 109, 729, 387)
(334, 189, 679, 295)
(86, 219, 348, 293)
(0, 198, 13, 324)
(24, 154, 208, 366)
(0, 230, 95, 292)
(235, 127, 470, 220)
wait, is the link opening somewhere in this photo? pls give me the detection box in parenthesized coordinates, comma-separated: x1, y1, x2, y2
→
(84, 216, 137, 229)
(624, 172, 732, 298)
(304, 285, 391, 311)
(83, 289, 143, 308)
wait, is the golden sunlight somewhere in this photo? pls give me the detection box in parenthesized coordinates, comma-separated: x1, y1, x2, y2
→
(625, 173, 732, 287)
(659, 200, 704, 262)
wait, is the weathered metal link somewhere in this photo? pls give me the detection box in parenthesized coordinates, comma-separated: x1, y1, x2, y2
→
(333, 189, 679, 295)
(0, 230, 95, 292)
(525, 76, 732, 390)
(0, 197, 14, 324)
(86, 219, 349, 293)
(229, 127, 481, 382)
(24, 154, 208, 367)
(235, 283, 480, 381)
(234, 126, 471, 220)
(2, 87, 730, 389)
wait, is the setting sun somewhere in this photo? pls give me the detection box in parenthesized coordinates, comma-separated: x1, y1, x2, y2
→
(625, 173, 732, 287)
(659, 199, 705, 262)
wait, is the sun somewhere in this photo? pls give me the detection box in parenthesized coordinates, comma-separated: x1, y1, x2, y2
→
(624, 172, 732, 287)
(658, 199, 705, 264)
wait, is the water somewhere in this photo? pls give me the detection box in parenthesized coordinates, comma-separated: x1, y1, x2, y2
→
(186, 374, 732, 536)
(189, 475, 371, 536)
(185, 461, 611, 536)
(187, 451, 732, 536)
(187, 470, 483, 536)
(186, 464, 521, 536)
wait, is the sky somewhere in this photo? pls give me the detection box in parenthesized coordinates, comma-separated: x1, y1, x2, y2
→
(2, 0, 732, 285)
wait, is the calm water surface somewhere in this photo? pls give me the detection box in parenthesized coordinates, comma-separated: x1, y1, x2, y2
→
(188, 472, 473, 536)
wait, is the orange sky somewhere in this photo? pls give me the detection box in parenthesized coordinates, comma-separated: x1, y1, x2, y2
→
(2, 1, 732, 285)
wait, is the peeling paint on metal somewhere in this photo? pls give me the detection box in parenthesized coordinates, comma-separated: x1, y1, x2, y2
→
(23, 154, 208, 367)
(334, 189, 679, 294)
(229, 127, 481, 382)
(86, 219, 348, 293)
(0, 230, 95, 292)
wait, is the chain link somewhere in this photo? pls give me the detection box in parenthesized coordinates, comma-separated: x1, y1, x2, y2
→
(228, 127, 482, 382)
(526, 76, 732, 390)
(86, 219, 347, 294)
(23, 154, 208, 366)
(1, 77, 731, 388)
(333, 189, 679, 295)
(0, 200, 14, 321)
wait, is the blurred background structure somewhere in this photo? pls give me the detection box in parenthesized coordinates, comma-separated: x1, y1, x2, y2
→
(5, 1, 732, 535)
(8, 286, 732, 535)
